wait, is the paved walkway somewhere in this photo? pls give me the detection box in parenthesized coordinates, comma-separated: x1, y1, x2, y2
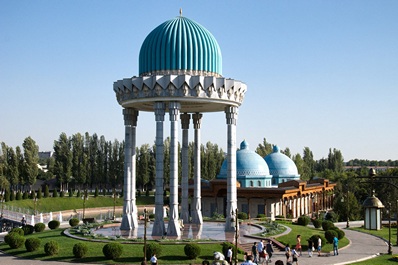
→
(0, 221, 396, 265)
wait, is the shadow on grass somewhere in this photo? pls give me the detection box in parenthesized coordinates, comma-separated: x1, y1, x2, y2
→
(160, 255, 190, 261)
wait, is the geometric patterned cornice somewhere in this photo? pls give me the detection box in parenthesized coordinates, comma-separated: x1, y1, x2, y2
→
(114, 74, 247, 112)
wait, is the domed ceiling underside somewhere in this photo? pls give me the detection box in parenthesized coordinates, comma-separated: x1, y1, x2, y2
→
(139, 16, 222, 77)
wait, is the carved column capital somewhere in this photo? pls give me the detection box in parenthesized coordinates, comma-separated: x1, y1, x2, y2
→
(123, 108, 139, 126)
(192, 113, 203, 129)
(180, 113, 191, 130)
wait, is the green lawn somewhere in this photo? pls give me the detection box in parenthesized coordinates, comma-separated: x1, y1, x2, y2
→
(276, 222, 349, 253)
(351, 254, 398, 265)
(3, 196, 155, 213)
(0, 228, 225, 264)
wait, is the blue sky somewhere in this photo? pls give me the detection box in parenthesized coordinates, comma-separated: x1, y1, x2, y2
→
(1, 1, 397, 161)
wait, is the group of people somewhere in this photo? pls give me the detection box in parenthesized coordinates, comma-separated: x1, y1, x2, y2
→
(250, 239, 274, 264)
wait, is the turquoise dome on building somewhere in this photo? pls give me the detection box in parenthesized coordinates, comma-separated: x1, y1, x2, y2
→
(139, 16, 222, 77)
(264, 146, 300, 185)
(218, 140, 272, 187)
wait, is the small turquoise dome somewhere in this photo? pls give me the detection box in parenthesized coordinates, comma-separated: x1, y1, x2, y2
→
(218, 140, 271, 187)
(265, 146, 299, 176)
(139, 16, 222, 77)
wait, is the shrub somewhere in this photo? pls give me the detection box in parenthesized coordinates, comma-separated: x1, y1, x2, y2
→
(68, 188, 73, 197)
(44, 185, 49, 198)
(10, 227, 25, 236)
(312, 218, 322, 229)
(73, 243, 88, 258)
(48, 220, 60, 230)
(103, 242, 123, 260)
(321, 220, 335, 231)
(146, 189, 150, 197)
(5, 189, 11, 201)
(332, 227, 345, 239)
(77, 190, 81, 198)
(23, 191, 29, 199)
(34, 223, 46, 232)
(297, 215, 310, 226)
(60, 191, 65, 197)
(69, 218, 80, 227)
(37, 187, 42, 199)
(144, 242, 162, 261)
(184, 243, 201, 259)
(53, 189, 58, 198)
(4, 232, 19, 245)
(25, 237, 41, 252)
(44, 240, 59, 256)
(22, 224, 35, 235)
(237, 212, 248, 220)
(325, 229, 339, 244)
(8, 234, 26, 249)
(325, 212, 339, 222)
(309, 234, 326, 248)
(16, 191, 22, 200)
(95, 187, 99, 197)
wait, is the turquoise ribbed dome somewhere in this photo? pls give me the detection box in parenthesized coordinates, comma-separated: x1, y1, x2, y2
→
(218, 140, 270, 179)
(139, 16, 222, 77)
(264, 146, 299, 176)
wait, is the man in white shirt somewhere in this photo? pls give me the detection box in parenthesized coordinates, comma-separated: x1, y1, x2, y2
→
(256, 239, 264, 262)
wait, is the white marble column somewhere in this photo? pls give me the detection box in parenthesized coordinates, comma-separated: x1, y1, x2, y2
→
(225, 106, 238, 231)
(167, 102, 181, 237)
(180, 113, 190, 224)
(121, 108, 138, 230)
(152, 102, 166, 236)
(192, 113, 203, 224)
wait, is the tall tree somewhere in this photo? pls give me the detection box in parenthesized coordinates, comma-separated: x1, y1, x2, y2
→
(53, 133, 72, 191)
(302, 147, 315, 180)
(16, 146, 25, 191)
(71, 133, 87, 191)
(22, 137, 39, 191)
(255, 138, 273, 157)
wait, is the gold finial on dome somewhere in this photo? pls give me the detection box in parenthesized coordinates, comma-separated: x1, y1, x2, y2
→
(179, 8, 182, 16)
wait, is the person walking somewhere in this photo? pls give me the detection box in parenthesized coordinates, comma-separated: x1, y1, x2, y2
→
(291, 247, 299, 265)
(150, 253, 157, 265)
(226, 246, 233, 265)
(295, 235, 302, 256)
(265, 240, 274, 262)
(251, 242, 258, 263)
(307, 238, 313, 257)
(284, 244, 291, 264)
(257, 239, 264, 263)
(317, 236, 322, 257)
(333, 236, 339, 256)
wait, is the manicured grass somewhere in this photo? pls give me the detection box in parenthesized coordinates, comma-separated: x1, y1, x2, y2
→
(4, 196, 155, 213)
(0, 228, 226, 264)
(351, 254, 398, 264)
(276, 222, 349, 253)
(352, 226, 398, 244)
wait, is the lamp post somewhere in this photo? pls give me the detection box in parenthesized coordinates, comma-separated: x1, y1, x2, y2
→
(346, 185, 350, 228)
(234, 208, 239, 265)
(388, 202, 392, 254)
(144, 208, 148, 263)
(113, 187, 116, 220)
(82, 189, 88, 220)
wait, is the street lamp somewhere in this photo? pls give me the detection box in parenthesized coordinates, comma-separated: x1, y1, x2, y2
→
(346, 185, 350, 228)
(113, 187, 116, 220)
(233, 208, 239, 265)
(82, 189, 88, 220)
(144, 208, 148, 263)
(388, 202, 392, 255)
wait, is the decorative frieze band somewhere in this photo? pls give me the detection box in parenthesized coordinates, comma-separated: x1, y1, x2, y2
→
(114, 74, 247, 105)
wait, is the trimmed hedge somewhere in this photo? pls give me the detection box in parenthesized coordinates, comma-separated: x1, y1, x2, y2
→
(237, 212, 248, 220)
(184, 243, 201, 259)
(10, 227, 24, 236)
(103, 242, 123, 260)
(321, 220, 335, 231)
(325, 229, 339, 243)
(22, 224, 35, 235)
(332, 227, 345, 239)
(48, 220, 60, 230)
(8, 234, 26, 249)
(144, 242, 162, 261)
(73, 243, 89, 258)
(25, 237, 41, 252)
(297, 215, 310, 226)
(34, 223, 46, 232)
(312, 219, 322, 229)
(44, 240, 59, 256)
(69, 218, 80, 227)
